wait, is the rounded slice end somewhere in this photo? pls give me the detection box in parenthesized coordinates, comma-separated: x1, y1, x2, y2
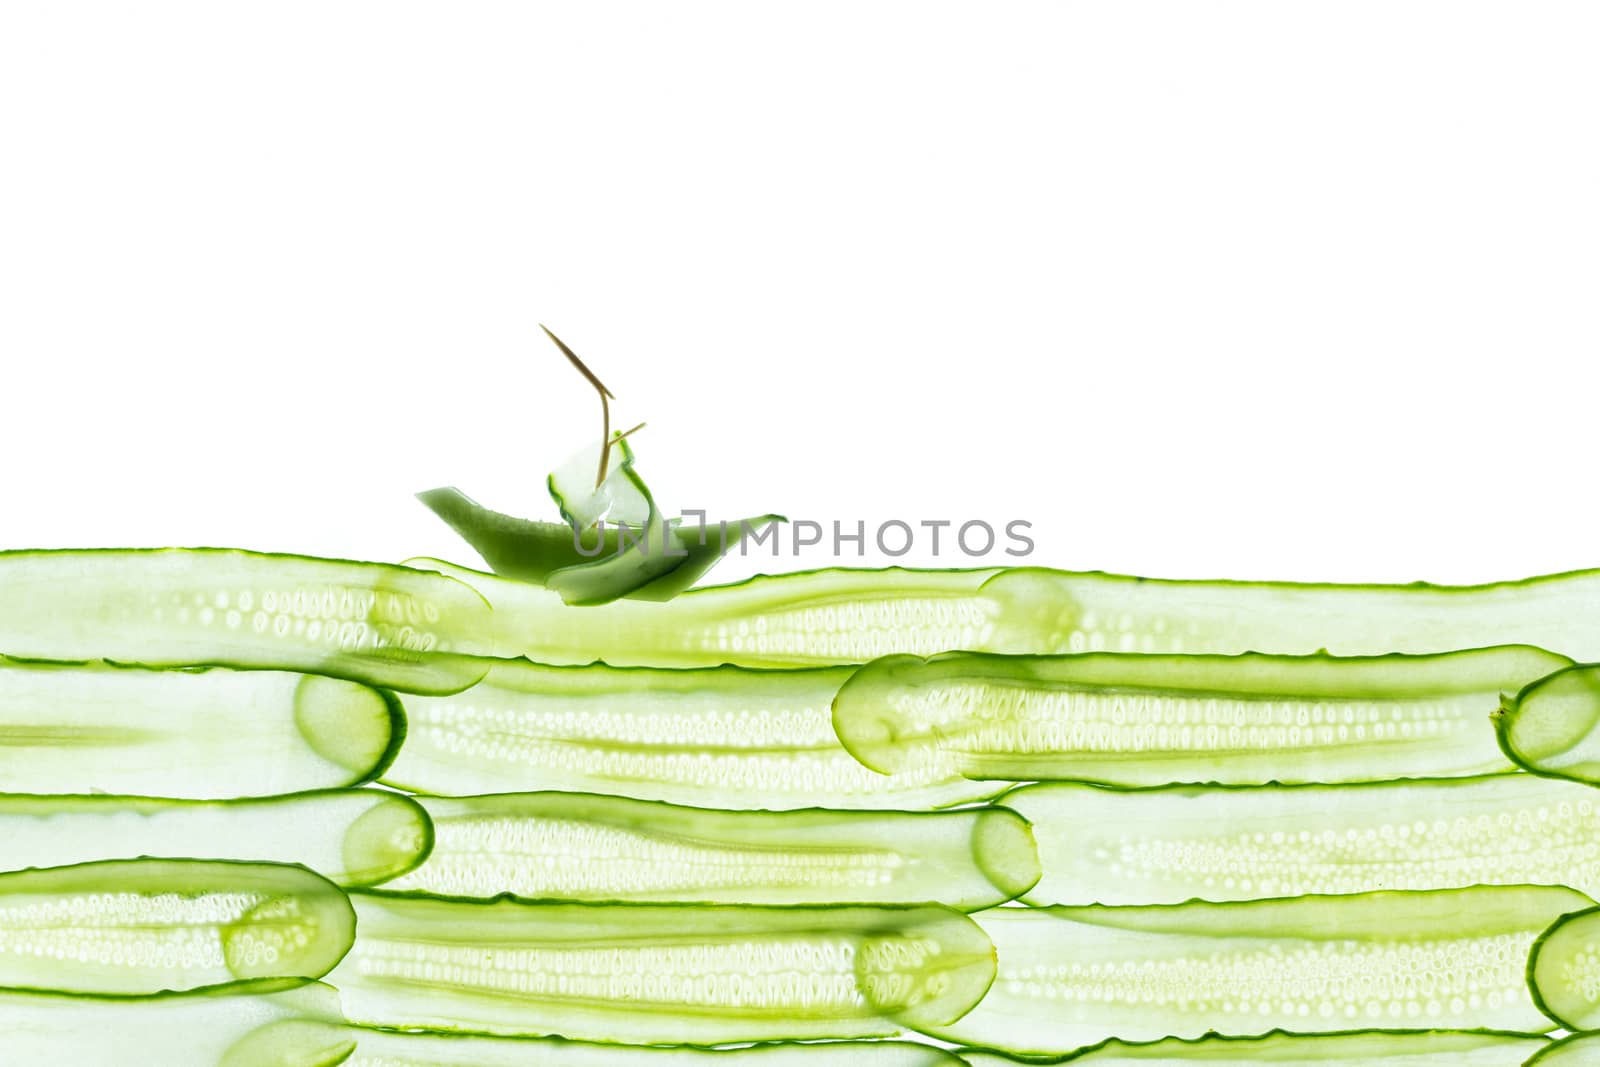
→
(294, 676, 405, 783)
(222, 870, 356, 984)
(219, 1020, 355, 1067)
(340, 793, 433, 887)
(971, 807, 1042, 903)
(832, 656, 941, 776)
(1531, 904, 1600, 1031)
(857, 906, 997, 1031)
(1498, 666, 1600, 783)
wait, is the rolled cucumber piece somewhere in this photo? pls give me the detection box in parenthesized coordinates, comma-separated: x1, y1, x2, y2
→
(956, 1030, 1549, 1065)
(0, 859, 355, 995)
(924, 885, 1589, 1054)
(377, 791, 1037, 908)
(831, 647, 1562, 786)
(0, 548, 493, 694)
(0, 789, 429, 887)
(290, 1026, 964, 1066)
(408, 558, 1600, 667)
(1528, 1033, 1600, 1065)
(383, 658, 998, 810)
(1007, 774, 1600, 905)
(0, 982, 351, 1067)
(0, 659, 402, 797)
(1527, 903, 1600, 1030)
(1495, 665, 1600, 784)
(329, 893, 995, 1045)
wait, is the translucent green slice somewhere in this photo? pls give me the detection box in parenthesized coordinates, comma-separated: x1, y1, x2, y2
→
(957, 1030, 1548, 1065)
(1496, 665, 1600, 784)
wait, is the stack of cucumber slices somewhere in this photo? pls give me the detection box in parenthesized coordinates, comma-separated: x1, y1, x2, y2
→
(8, 446, 1600, 1064)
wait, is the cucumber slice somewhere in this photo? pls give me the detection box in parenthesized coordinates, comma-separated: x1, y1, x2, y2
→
(404, 560, 1600, 667)
(0, 549, 492, 695)
(329, 893, 995, 1044)
(407, 558, 1004, 667)
(831, 647, 1562, 786)
(1007, 774, 1600, 906)
(1496, 665, 1600, 784)
(957, 1030, 1549, 1065)
(298, 1026, 964, 1066)
(382, 658, 998, 811)
(0, 789, 429, 888)
(924, 885, 1589, 1054)
(0, 659, 401, 797)
(1528, 1033, 1600, 1065)
(0, 982, 350, 1067)
(376, 791, 1037, 908)
(0, 858, 354, 995)
(1527, 903, 1600, 1030)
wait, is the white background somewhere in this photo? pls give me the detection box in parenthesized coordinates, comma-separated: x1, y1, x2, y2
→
(2, 2, 1596, 587)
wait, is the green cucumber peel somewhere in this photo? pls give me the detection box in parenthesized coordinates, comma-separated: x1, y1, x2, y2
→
(956, 1029, 1550, 1065)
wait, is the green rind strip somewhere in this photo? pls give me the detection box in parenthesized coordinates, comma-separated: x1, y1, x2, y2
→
(376, 791, 1037, 909)
(0, 858, 355, 995)
(407, 558, 1600, 667)
(382, 657, 999, 811)
(830, 647, 1561, 785)
(957, 1029, 1548, 1064)
(0, 548, 493, 695)
(1496, 665, 1600, 785)
(329, 893, 995, 1045)
(0, 982, 349, 1067)
(0, 659, 403, 798)
(313, 1025, 965, 1066)
(0, 789, 431, 888)
(1006, 774, 1600, 906)
(924, 885, 1589, 1054)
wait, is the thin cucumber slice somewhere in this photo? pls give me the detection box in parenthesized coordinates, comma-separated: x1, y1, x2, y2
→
(0, 858, 355, 995)
(831, 647, 1563, 786)
(957, 1030, 1549, 1065)
(418, 487, 626, 580)
(549, 437, 652, 530)
(295, 1026, 964, 1066)
(0, 659, 401, 797)
(0, 982, 350, 1067)
(376, 791, 1037, 908)
(1528, 1033, 1600, 1065)
(924, 885, 1589, 1054)
(1527, 903, 1600, 1030)
(0, 548, 492, 694)
(1007, 774, 1600, 906)
(329, 893, 995, 1044)
(403, 560, 1600, 667)
(407, 558, 1004, 666)
(0, 789, 429, 887)
(382, 658, 998, 810)
(1496, 665, 1600, 784)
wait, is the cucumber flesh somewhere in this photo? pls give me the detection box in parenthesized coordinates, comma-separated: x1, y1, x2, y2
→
(383, 658, 998, 811)
(548, 437, 652, 530)
(1007, 774, 1600, 905)
(0, 549, 493, 695)
(1496, 665, 1600, 784)
(295, 1025, 965, 1066)
(1527, 903, 1600, 1030)
(377, 791, 1037, 909)
(0, 789, 429, 888)
(0, 858, 355, 994)
(329, 893, 995, 1044)
(831, 648, 1561, 786)
(407, 560, 1600, 668)
(0, 982, 349, 1067)
(0, 659, 401, 798)
(957, 1031, 1549, 1065)
(924, 885, 1589, 1054)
